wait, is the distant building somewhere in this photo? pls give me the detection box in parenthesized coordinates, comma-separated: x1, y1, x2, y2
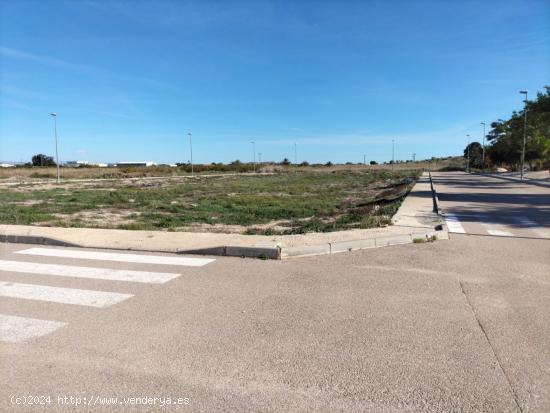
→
(65, 161, 108, 167)
(0, 163, 15, 168)
(116, 161, 157, 167)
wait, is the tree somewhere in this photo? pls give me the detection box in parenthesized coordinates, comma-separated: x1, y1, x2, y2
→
(280, 158, 291, 166)
(324, 161, 333, 167)
(370, 160, 378, 165)
(464, 142, 483, 169)
(32, 154, 56, 167)
(486, 86, 550, 170)
(299, 161, 309, 166)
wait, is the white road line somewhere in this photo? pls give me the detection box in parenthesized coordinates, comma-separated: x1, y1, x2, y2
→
(512, 217, 550, 238)
(486, 229, 514, 237)
(444, 213, 466, 234)
(0, 260, 180, 284)
(15, 248, 215, 267)
(479, 220, 514, 237)
(0, 281, 133, 308)
(0, 314, 67, 343)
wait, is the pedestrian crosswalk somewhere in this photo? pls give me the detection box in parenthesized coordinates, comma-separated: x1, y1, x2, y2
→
(0, 247, 215, 343)
(15, 247, 215, 267)
(444, 213, 549, 239)
(0, 314, 67, 344)
(0, 260, 182, 283)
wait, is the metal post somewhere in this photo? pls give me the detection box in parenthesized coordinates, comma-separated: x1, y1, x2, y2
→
(466, 134, 470, 173)
(251, 141, 256, 173)
(50, 113, 60, 183)
(258, 152, 262, 163)
(519, 91, 528, 181)
(480, 122, 486, 169)
(391, 139, 395, 172)
(363, 154, 366, 166)
(294, 142, 297, 165)
(188, 133, 193, 176)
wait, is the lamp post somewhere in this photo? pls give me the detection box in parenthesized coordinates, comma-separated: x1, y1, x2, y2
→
(480, 122, 486, 169)
(251, 141, 256, 173)
(467, 134, 471, 172)
(391, 139, 395, 172)
(519, 90, 528, 181)
(50, 113, 60, 183)
(188, 132, 193, 176)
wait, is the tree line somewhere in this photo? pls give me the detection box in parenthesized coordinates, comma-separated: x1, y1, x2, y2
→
(466, 86, 550, 170)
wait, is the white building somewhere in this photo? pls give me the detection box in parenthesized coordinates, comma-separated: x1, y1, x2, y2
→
(116, 161, 157, 167)
(65, 161, 108, 167)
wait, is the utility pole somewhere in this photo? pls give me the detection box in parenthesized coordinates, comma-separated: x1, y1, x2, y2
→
(251, 141, 256, 173)
(188, 132, 193, 176)
(391, 139, 395, 172)
(294, 142, 297, 165)
(363, 154, 366, 166)
(50, 113, 60, 183)
(467, 135, 471, 172)
(412, 153, 416, 162)
(519, 90, 528, 180)
(258, 152, 262, 163)
(480, 122, 486, 169)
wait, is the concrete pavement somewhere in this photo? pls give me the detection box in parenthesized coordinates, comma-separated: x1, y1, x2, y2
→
(1, 234, 548, 412)
(432, 172, 550, 239)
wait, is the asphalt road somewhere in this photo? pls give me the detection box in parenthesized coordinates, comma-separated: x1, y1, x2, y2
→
(1, 228, 548, 412)
(432, 172, 550, 239)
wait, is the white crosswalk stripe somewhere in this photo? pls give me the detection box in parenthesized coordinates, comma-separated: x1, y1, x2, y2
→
(444, 213, 549, 238)
(480, 220, 514, 237)
(0, 314, 67, 343)
(444, 213, 466, 234)
(15, 248, 215, 267)
(0, 281, 133, 307)
(512, 217, 550, 239)
(1, 247, 214, 343)
(0, 260, 181, 284)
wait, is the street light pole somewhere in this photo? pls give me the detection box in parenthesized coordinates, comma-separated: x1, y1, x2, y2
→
(251, 141, 256, 173)
(391, 139, 395, 172)
(50, 113, 60, 183)
(467, 135, 471, 172)
(480, 122, 486, 169)
(188, 132, 193, 176)
(519, 90, 528, 181)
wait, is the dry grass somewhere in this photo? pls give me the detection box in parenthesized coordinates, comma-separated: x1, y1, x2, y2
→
(0, 169, 421, 234)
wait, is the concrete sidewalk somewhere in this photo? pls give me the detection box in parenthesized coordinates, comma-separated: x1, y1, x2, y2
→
(1, 174, 447, 259)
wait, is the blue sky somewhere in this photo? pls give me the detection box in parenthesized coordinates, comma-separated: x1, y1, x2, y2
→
(1, 0, 548, 164)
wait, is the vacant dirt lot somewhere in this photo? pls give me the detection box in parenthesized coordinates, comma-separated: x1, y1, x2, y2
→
(0, 170, 420, 234)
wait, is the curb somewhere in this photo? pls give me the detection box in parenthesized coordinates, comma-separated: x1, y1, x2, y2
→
(181, 245, 281, 260)
(429, 172, 443, 214)
(0, 234, 79, 248)
(0, 234, 281, 260)
(280, 228, 448, 259)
